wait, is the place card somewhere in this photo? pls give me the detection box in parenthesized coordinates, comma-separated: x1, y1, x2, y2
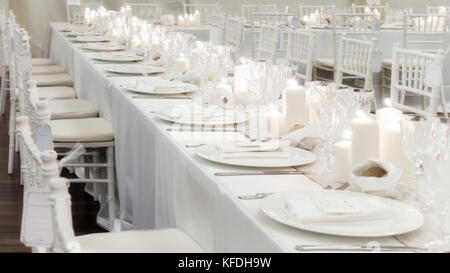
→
(20, 190, 54, 248)
(17, 52, 33, 74)
(34, 124, 54, 151)
(425, 62, 442, 88)
(370, 51, 383, 73)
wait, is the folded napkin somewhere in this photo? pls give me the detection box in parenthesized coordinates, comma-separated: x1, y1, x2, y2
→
(285, 193, 389, 224)
(219, 140, 290, 153)
(135, 79, 184, 93)
(284, 124, 320, 150)
(220, 151, 290, 159)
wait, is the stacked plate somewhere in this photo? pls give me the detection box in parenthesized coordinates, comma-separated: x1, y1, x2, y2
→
(107, 64, 165, 75)
(75, 36, 110, 43)
(92, 52, 144, 62)
(81, 43, 126, 52)
(122, 78, 197, 94)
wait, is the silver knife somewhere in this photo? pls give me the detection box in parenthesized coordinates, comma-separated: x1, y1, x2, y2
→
(295, 245, 426, 252)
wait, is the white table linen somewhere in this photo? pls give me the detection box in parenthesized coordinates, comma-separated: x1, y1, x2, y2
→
(47, 22, 429, 252)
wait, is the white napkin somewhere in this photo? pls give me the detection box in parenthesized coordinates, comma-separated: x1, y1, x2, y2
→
(136, 79, 184, 92)
(219, 140, 290, 153)
(285, 193, 389, 224)
(284, 124, 320, 150)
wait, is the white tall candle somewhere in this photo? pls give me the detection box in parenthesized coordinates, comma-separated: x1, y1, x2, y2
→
(351, 113, 379, 167)
(376, 107, 403, 125)
(130, 36, 141, 51)
(177, 15, 185, 26)
(283, 81, 307, 133)
(379, 124, 412, 184)
(174, 56, 190, 74)
(266, 111, 286, 139)
(194, 11, 201, 26)
(334, 140, 352, 183)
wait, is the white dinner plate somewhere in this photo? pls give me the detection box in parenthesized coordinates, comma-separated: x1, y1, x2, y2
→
(92, 54, 145, 63)
(195, 145, 317, 168)
(158, 106, 248, 126)
(122, 80, 198, 94)
(262, 191, 424, 237)
(81, 43, 126, 52)
(108, 65, 165, 75)
(67, 31, 102, 37)
(75, 36, 110, 43)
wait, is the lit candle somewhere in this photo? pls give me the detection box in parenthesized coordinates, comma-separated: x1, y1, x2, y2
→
(174, 54, 190, 74)
(194, 10, 201, 26)
(233, 59, 250, 106)
(282, 80, 307, 133)
(130, 35, 141, 51)
(351, 111, 379, 167)
(380, 123, 412, 185)
(266, 110, 286, 139)
(376, 99, 403, 126)
(188, 14, 195, 27)
(334, 131, 352, 183)
(177, 15, 185, 26)
(439, 6, 447, 16)
(374, 9, 381, 20)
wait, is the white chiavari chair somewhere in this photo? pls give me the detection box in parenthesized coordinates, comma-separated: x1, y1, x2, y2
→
(335, 36, 377, 92)
(314, 12, 377, 84)
(381, 13, 448, 99)
(255, 24, 279, 63)
(427, 6, 450, 15)
(390, 43, 447, 117)
(66, 1, 101, 25)
(183, 3, 220, 25)
(124, 2, 161, 21)
(352, 3, 389, 22)
(241, 4, 277, 22)
(287, 29, 316, 84)
(0, 9, 13, 116)
(15, 117, 204, 253)
(225, 17, 243, 59)
(249, 12, 295, 61)
(298, 4, 335, 25)
(211, 13, 227, 45)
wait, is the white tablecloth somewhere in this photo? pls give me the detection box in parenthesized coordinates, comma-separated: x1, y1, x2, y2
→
(47, 22, 433, 252)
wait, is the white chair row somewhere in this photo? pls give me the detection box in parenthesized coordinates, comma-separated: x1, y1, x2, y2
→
(183, 2, 221, 25)
(17, 116, 203, 253)
(124, 2, 161, 21)
(7, 11, 118, 231)
(66, 1, 101, 25)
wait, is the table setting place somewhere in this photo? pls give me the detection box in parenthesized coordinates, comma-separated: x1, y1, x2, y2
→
(11, 3, 450, 255)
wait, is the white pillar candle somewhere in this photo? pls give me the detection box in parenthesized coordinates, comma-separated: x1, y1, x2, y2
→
(376, 107, 403, 125)
(174, 55, 190, 74)
(351, 113, 379, 167)
(283, 81, 307, 133)
(177, 15, 185, 26)
(266, 111, 286, 139)
(188, 14, 196, 27)
(130, 36, 141, 51)
(334, 140, 352, 183)
(194, 11, 201, 26)
(234, 64, 249, 93)
(216, 81, 232, 93)
(379, 123, 412, 185)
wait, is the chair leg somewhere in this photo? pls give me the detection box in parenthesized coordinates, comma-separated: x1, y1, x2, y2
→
(440, 86, 448, 118)
(92, 150, 100, 202)
(106, 146, 116, 231)
(8, 99, 16, 175)
(0, 68, 7, 116)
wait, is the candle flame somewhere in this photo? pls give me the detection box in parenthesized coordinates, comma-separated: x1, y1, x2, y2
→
(356, 110, 367, 119)
(288, 79, 298, 87)
(343, 130, 352, 140)
(384, 98, 392, 107)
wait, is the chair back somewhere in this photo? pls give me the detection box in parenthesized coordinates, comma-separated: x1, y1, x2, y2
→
(256, 24, 279, 63)
(212, 14, 227, 45)
(403, 13, 448, 52)
(352, 4, 389, 22)
(66, 1, 100, 24)
(390, 43, 445, 117)
(225, 17, 243, 49)
(427, 6, 450, 15)
(241, 4, 277, 21)
(287, 29, 316, 83)
(124, 2, 161, 21)
(335, 36, 377, 90)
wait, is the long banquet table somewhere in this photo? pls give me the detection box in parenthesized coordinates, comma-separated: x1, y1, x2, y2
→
(45, 22, 436, 252)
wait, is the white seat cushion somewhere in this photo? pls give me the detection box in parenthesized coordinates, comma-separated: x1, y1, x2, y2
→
(77, 229, 203, 253)
(382, 58, 392, 66)
(32, 65, 65, 75)
(50, 118, 114, 142)
(315, 58, 334, 67)
(32, 58, 54, 66)
(48, 99, 98, 120)
(32, 73, 73, 87)
(38, 86, 76, 100)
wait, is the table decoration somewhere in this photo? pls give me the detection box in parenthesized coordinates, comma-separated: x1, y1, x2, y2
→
(351, 111, 379, 168)
(282, 80, 307, 133)
(266, 109, 286, 139)
(334, 132, 352, 183)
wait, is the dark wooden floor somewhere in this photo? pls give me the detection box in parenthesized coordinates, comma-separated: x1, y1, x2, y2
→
(0, 98, 105, 253)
